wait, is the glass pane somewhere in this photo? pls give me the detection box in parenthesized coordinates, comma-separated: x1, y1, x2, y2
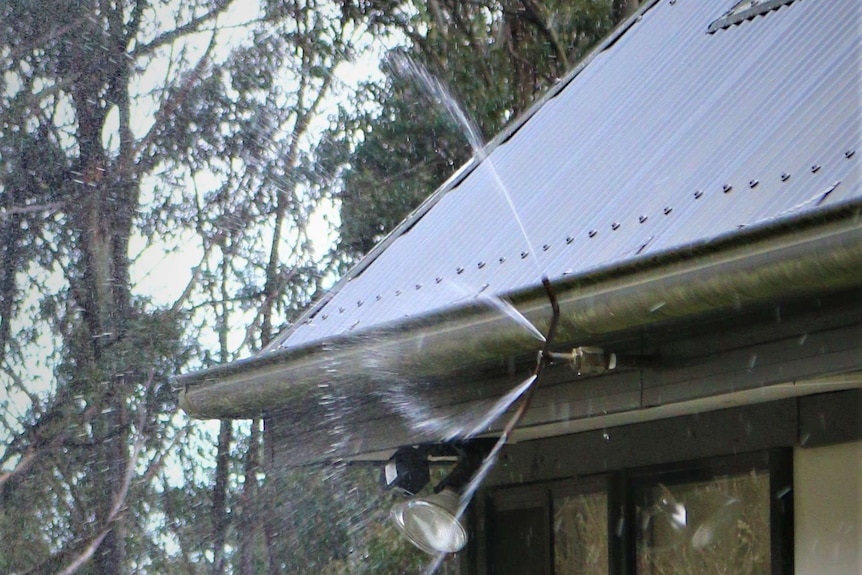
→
(493, 507, 549, 575)
(554, 491, 608, 575)
(636, 470, 770, 575)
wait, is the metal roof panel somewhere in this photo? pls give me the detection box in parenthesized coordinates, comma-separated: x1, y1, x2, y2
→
(280, 0, 861, 350)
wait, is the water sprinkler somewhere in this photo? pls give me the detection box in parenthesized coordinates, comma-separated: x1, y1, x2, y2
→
(387, 278, 561, 556)
(547, 347, 659, 375)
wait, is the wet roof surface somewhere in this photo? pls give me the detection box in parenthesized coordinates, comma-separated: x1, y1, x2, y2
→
(279, 0, 861, 350)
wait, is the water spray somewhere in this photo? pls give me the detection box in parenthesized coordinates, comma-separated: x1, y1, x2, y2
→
(492, 275, 561, 446)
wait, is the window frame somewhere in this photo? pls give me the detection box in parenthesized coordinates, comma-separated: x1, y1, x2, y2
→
(482, 449, 792, 575)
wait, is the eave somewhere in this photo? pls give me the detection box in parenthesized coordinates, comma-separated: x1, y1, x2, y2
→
(177, 199, 862, 424)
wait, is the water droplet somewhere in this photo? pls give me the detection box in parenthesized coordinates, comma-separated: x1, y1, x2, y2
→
(603, 431, 610, 440)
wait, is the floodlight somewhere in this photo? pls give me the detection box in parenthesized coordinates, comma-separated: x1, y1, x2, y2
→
(390, 487, 467, 554)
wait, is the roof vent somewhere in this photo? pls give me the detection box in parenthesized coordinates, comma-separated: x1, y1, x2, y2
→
(708, 0, 798, 33)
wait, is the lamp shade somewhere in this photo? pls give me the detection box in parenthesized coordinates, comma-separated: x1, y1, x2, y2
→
(390, 488, 467, 554)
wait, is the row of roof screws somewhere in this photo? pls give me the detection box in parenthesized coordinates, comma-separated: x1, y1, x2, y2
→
(315, 149, 855, 321)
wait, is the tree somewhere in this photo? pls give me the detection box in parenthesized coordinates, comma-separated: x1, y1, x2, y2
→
(0, 1, 353, 572)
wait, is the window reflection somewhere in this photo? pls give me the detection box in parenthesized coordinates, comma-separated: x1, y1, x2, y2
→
(554, 490, 608, 575)
(636, 470, 770, 575)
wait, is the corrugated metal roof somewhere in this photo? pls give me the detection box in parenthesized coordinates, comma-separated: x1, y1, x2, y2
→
(277, 0, 861, 351)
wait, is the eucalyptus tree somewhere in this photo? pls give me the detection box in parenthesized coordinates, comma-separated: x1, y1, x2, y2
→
(0, 1, 357, 573)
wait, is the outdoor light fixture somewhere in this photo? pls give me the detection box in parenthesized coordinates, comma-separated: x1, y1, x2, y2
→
(382, 446, 430, 496)
(383, 443, 488, 555)
(390, 487, 467, 554)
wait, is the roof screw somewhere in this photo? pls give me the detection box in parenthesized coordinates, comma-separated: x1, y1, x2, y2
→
(588, 229, 598, 238)
(395, 290, 402, 296)
(376, 294, 383, 301)
(565, 236, 574, 244)
(456, 266, 465, 274)
(357, 300, 363, 307)
(669, 0, 676, 4)
(663, 207, 673, 215)
(499, 256, 507, 263)
(350, 320, 360, 330)
(338, 307, 345, 313)
(694, 190, 703, 199)
(415, 283, 422, 290)
(780, 172, 791, 182)
(638, 215, 648, 223)
(479, 283, 490, 292)
(542, 244, 551, 251)
(435, 276, 443, 284)
(611, 222, 620, 230)
(322, 314, 328, 320)
(811, 164, 821, 173)
(722, 184, 732, 193)
(478, 261, 486, 269)
(749, 179, 759, 188)
(845, 150, 855, 159)
(520, 251, 529, 259)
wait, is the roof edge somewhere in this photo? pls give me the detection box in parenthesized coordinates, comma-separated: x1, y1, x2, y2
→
(178, 200, 862, 419)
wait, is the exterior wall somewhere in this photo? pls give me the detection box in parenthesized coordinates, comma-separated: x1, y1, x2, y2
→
(794, 440, 862, 575)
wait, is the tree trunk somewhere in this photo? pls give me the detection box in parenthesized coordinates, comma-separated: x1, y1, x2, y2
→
(211, 420, 232, 575)
(238, 420, 261, 575)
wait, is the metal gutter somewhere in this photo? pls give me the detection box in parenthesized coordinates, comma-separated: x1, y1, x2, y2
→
(178, 199, 862, 420)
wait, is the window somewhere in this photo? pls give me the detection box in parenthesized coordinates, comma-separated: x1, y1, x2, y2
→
(485, 451, 789, 575)
(635, 470, 770, 575)
(554, 487, 609, 575)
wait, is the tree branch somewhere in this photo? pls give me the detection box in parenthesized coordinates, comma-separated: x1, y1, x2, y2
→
(130, 1, 233, 59)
